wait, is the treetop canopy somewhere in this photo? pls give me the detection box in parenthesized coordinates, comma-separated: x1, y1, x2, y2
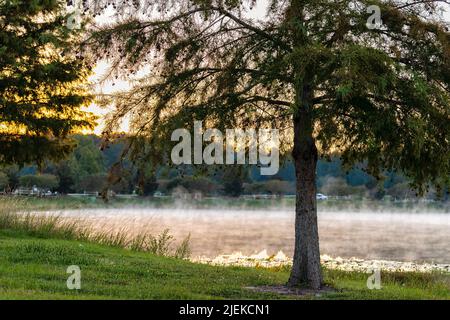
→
(81, 0, 449, 193)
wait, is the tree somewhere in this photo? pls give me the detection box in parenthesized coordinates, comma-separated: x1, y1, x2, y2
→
(0, 172, 8, 191)
(87, 0, 450, 289)
(386, 182, 415, 199)
(0, 164, 19, 191)
(75, 173, 106, 193)
(0, 0, 95, 166)
(55, 160, 75, 193)
(164, 176, 217, 195)
(19, 174, 59, 190)
(222, 166, 246, 197)
(40, 134, 108, 192)
(69, 135, 106, 179)
(319, 176, 366, 197)
(141, 173, 158, 196)
(264, 179, 295, 196)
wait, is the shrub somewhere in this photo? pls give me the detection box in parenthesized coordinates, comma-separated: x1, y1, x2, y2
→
(319, 176, 367, 197)
(19, 174, 59, 190)
(0, 201, 191, 259)
(166, 176, 218, 195)
(0, 172, 9, 190)
(244, 180, 295, 195)
(264, 180, 295, 195)
(74, 174, 107, 193)
(142, 175, 158, 196)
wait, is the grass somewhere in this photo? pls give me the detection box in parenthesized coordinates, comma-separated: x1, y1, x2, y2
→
(0, 199, 448, 300)
(0, 202, 191, 259)
(1, 195, 448, 212)
(0, 230, 286, 299)
(0, 229, 448, 300)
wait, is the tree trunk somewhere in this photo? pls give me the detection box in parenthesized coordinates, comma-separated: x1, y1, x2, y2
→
(288, 86, 323, 289)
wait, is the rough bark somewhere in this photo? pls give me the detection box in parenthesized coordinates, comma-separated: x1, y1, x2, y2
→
(288, 84, 323, 289)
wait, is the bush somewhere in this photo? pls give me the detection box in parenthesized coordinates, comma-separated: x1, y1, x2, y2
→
(386, 183, 415, 199)
(74, 174, 107, 193)
(141, 175, 158, 196)
(319, 176, 367, 197)
(166, 176, 218, 195)
(222, 167, 245, 197)
(264, 179, 295, 195)
(156, 179, 170, 193)
(244, 180, 294, 195)
(223, 176, 244, 197)
(244, 182, 264, 195)
(54, 161, 75, 194)
(109, 170, 135, 194)
(0, 172, 9, 190)
(19, 174, 59, 190)
(0, 201, 191, 259)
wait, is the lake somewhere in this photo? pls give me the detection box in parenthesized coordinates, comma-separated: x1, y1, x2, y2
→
(51, 207, 450, 263)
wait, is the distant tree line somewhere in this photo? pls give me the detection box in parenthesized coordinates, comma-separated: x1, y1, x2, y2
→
(0, 135, 445, 200)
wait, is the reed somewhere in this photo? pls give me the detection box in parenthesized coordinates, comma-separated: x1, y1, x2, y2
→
(0, 200, 191, 259)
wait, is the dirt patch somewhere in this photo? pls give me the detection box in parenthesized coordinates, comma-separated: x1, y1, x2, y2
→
(245, 285, 336, 297)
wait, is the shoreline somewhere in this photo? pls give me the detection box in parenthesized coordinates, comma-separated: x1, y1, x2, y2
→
(192, 251, 450, 274)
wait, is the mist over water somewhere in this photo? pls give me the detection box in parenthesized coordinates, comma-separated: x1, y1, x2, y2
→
(47, 203, 450, 263)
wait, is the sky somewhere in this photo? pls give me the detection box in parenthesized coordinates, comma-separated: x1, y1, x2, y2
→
(83, 1, 450, 134)
(84, 1, 269, 134)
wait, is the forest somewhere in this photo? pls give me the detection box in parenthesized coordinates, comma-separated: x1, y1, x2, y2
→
(0, 134, 443, 200)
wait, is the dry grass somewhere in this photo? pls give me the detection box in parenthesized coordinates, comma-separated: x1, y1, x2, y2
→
(0, 199, 191, 259)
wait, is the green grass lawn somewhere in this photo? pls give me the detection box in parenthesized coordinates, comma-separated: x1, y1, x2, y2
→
(0, 229, 448, 300)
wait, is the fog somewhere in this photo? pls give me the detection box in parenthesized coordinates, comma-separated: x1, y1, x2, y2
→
(49, 206, 450, 264)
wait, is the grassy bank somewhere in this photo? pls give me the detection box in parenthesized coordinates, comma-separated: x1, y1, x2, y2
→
(0, 200, 448, 300)
(0, 229, 448, 299)
(0, 207, 191, 259)
(1, 195, 449, 213)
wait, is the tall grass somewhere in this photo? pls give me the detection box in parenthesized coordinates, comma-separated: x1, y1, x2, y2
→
(0, 199, 191, 259)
